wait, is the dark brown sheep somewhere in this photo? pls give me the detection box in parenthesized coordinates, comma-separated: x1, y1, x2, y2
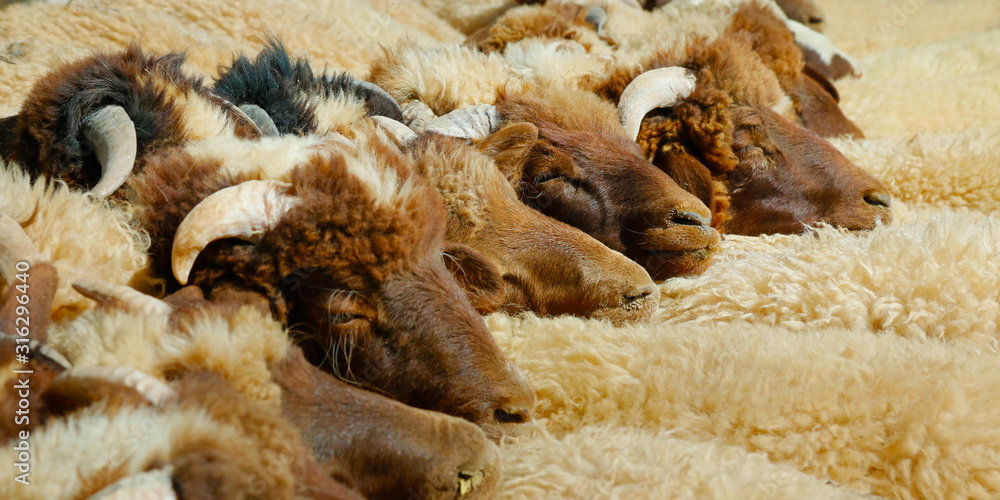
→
(597, 33, 892, 235)
(0, 43, 261, 198)
(128, 133, 535, 442)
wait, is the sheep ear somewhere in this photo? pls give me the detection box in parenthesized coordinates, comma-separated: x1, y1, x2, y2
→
(441, 242, 505, 315)
(802, 64, 840, 102)
(476, 122, 538, 178)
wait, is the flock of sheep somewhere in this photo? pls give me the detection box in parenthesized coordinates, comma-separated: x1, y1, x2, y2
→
(0, 0, 999, 498)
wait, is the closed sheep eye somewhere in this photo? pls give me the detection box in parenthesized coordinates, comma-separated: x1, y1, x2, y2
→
(533, 172, 564, 184)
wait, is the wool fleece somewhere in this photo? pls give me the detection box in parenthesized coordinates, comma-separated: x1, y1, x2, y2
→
(1, 0, 999, 498)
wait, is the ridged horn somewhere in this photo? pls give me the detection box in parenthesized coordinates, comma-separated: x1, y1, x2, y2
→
(401, 100, 437, 132)
(172, 180, 299, 285)
(87, 467, 177, 500)
(618, 67, 697, 142)
(73, 280, 172, 317)
(0, 332, 72, 370)
(50, 366, 178, 407)
(424, 104, 502, 141)
(372, 116, 417, 145)
(82, 106, 138, 198)
(358, 81, 406, 120)
(240, 104, 280, 136)
(0, 213, 42, 286)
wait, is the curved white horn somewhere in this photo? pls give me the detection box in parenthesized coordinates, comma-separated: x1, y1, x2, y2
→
(82, 106, 138, 198)
(372, 116, 417, 145)
(51, 366, 178, 407)
(172, 180, 299, 285)
(73, 280, 172, 317)
(87, 467, 177, 500)
(618, 67, 697, 142)
(401, 100, 437, 132)
(0, 213, 42, 286)
(240, 104, 280, 136)
(424, 104, 502, 141)
(0, 332, 72, 370)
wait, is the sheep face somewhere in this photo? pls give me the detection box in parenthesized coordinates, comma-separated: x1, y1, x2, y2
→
(135, 145, 535, 442)
(496, 88, 719, 281)
(273, 346, 501, 500)
(407, 127, 660, 324)
(718, 105, 891, 235)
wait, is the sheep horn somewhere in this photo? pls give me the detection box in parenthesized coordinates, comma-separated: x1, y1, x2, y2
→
(172, 180, 300, 285)
(401, 100, 437, 132)
(618, 66, 697, 142)
(0, 332, 72, 370)
(584, 6, 608, 33)
(0, 213, 42, 286)
(87, 467, 177, 500)
(372, 116, 417, 145)
(72, 279, 172, 317)
(50, 366, 178, 408)
(424, 104, 502, 141)
(82, 106, 138, 198)
(240, 104, 280, 137)
(358, 81, 406, 120)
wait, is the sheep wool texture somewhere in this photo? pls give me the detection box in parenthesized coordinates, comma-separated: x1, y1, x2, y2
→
(1, 0, 999, 499)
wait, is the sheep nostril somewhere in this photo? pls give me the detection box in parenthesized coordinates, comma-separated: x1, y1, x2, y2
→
(624, 284, 657, 304)
(863, 191, 891, 209)
(671, 210, 710, 227)
(809, 16, 824, 25)
(494, 407, 530, 424)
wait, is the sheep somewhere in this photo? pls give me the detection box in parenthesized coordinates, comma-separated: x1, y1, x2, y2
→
(589, 32, 892, 235)
(46, 283, 502, 500)
(126, 128, 536, 442)
(0, 43, 262, 198)
(212, 41, 661, 323)
(370, 42, 721, 280)
(404, 126, 660, 323)
(480, 1, 862, 138)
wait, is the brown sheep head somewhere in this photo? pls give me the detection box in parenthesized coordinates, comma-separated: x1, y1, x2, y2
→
(424, 86, 720, 281)
(404, 124, 660, 323)
(603, 35, 891, 236)
(131, 140, 535, 442)
(726, 3, 861, 139)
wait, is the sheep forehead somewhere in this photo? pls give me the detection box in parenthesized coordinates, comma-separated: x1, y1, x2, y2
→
(149, 75, 238, 140)
(342, 134, 423, 210)
(303, 91, 368, 133)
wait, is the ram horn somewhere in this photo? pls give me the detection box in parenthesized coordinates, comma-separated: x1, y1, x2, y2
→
(358, 81, 406, 120)
(82, 106, 138, 198)
(240, 104, 280, 137)
(0, 332, 72, 370)
(401, 100, 437, 132)
(172, 180, 300, 285)
(73, 279, 172, 317)
(424, 104, 502, 141)
(50, 366, 178, 408)
(0, 213, 42, 286)
(372, 116, 417, 145)
(618, 66, 697, 142)
(87, 467, 177, 500)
